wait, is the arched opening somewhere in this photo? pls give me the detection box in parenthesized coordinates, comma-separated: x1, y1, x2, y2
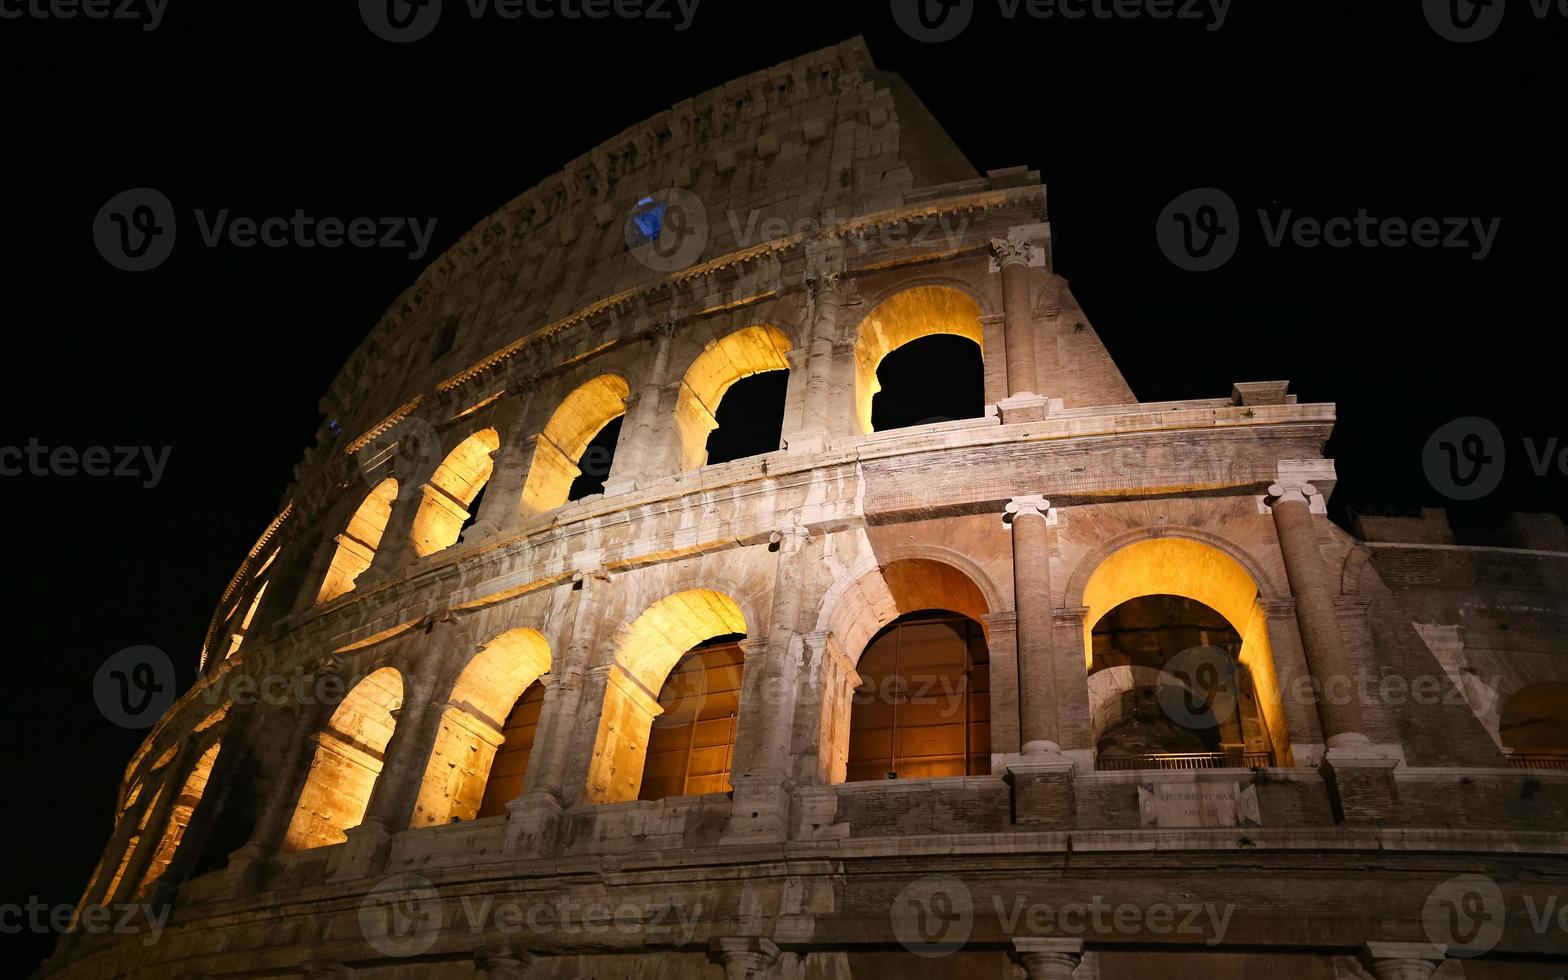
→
(410, 628, 551, 828)
(316, 478, 398, 604)
(520, 375, 630, 514)
(847, 611, 991, 781)
(133, 742, 220, 895)
(675, 325, 793, 469)
(410, 428, 500, 556)
(283, 667, 403, 851)
(568, 416, 623, 501)
(1501, 682, 1568, 770)
(820, 558, 993, 784)
(1088, 595, 1274, 770)
(704, 371, 789, 465)
(223, 581, 270, 659)
(476, 682, 546, 817)
(640, 635, 746, 801)
(1080, 537, 1292, 769)
(870, 335, 985, 431)
(586, 589, 749, 803)
(854, 285, 986, 434)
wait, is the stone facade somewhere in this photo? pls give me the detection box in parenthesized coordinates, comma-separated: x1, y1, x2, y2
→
(45, 39, 1568, 980)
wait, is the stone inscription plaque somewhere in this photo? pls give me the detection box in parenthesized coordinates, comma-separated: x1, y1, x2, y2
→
(1138, 780, 1263, 828)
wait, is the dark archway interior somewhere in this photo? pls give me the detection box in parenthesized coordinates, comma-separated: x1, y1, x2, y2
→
(1089, 595, 1273, 767)
(568, 415, 623, 501)
(706, 370, 788, 465)
(871, 335, 984, 432)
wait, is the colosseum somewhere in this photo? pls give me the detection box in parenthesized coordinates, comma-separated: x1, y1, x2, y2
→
(47, 37, 1568, 980)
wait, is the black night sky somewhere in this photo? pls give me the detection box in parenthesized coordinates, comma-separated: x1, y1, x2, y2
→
(3, 1, 1566, 971)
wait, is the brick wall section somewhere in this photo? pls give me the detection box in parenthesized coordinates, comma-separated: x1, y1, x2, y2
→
(834, 778, 1011, 836)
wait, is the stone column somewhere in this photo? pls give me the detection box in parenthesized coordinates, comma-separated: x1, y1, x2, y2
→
(992, 237, 1041, 400)
(507, 573, 602, 856)
(1358, 943, 1445, 980)
(361, 480, 426, 582)
(726, 527, 822, 842)
(1264, 479, 1368, 747)
(468, 391, 536, 539)
(711, 938, 781, 980)
(1012, 938, 1083, 979)
(787, 274, 845, 453)
(604, 323, 676, 495)
(1007, 496, 1060, 754)
(1266, 476, 1398, 822)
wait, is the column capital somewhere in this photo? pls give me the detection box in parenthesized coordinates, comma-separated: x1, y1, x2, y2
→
(1358, 942, 1446, 980)
(1006, 495, 1053, 523)
(710, 937, 780, 980)
(990, 236, 1034, 270)
(1011, 937, 1083, 979)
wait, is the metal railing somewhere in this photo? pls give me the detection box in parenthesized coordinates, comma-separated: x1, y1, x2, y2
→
(1096, 751, 1274, 772)
(1506, 754, 1568, 771)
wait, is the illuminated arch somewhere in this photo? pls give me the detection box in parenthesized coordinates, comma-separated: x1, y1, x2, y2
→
(1079, 537, 1292, 767)
(133, 741, 220, 896)
(520, 375, 631, 514)
(410, 428, 500, 556)
(410, 628, 552, 828)
(283, 667, 403, 851)
(674, 325, 793, 469)
(853, 285, 985, 434)
(316, 478, 398, 604)
(818, 558, 993, 784)
(1500, 682, 1568, 767)
(585, 589, 749, 803)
